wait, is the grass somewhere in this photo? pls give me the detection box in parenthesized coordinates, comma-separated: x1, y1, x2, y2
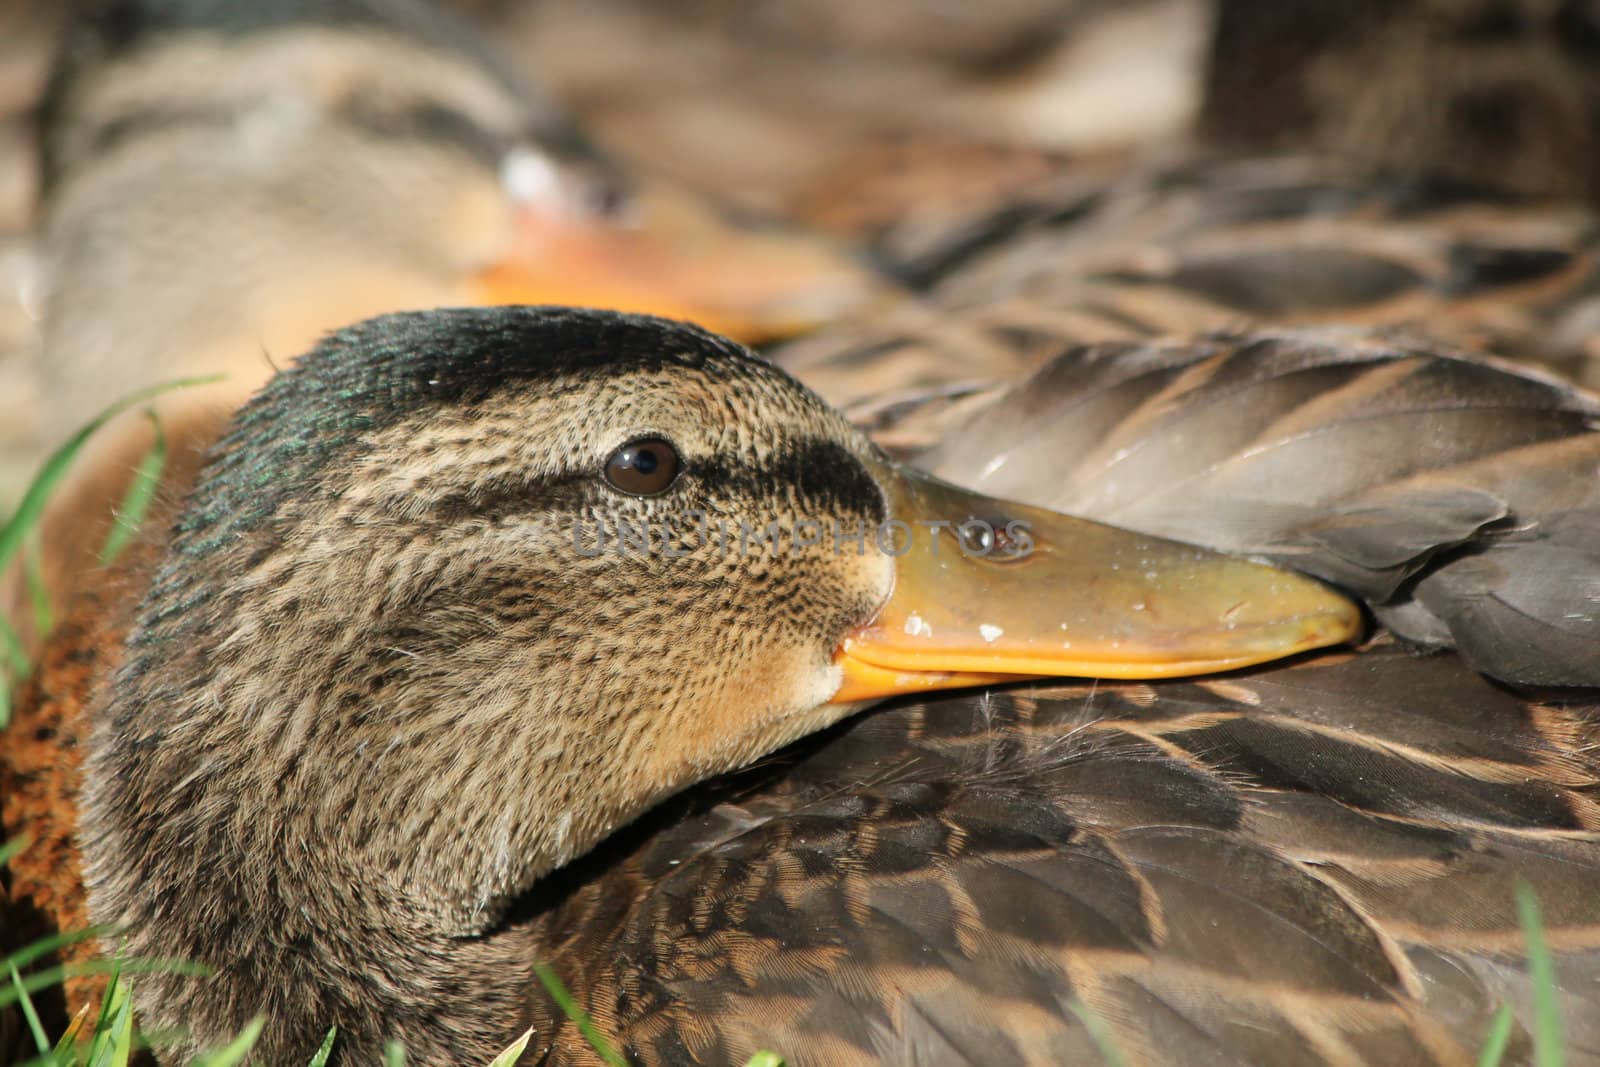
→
(0, 376, 218, 728)
(0, 918, 792, 1064)
(534, 965, 785, 1067)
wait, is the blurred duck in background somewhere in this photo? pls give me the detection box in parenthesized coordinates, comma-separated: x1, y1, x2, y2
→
(0, 0, 887, 647)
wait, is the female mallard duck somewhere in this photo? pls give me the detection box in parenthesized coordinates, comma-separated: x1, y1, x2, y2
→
(3, 308, 1597, 1065)
(3, 0, 883, 648)
(1, 305, 1359, 1062)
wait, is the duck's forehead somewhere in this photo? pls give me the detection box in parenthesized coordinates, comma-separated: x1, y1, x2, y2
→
(584, 361, 845, 452)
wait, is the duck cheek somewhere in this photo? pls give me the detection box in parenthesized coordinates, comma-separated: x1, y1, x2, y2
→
(635, 634, 859, 791)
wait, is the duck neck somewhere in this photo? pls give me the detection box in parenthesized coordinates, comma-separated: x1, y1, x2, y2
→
(78, 530, 608, 1061)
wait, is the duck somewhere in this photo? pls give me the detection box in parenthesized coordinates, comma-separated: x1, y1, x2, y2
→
(2, 309, 1598, 1065)
(3, 2, 1599, 1065)
(0, 305, 1363, 1063)
(0, 0, 887, 646)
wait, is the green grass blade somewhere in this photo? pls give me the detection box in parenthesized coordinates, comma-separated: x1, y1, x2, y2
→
(9, 961, 51, 1054)
(89, 970, 135, 1067)
(23, 535, 51, 639)
(99, 410, 168, 565)
(744, 1053, 787, 1067)
(2, 602, 30, 678)
(306, 1026, 338, 1067)
(384, 1039, 406, 1067)
(1477, 1004, 1516, 1067)
(1516, 881, 1563, 1067)
(1066, 998, 1128, 1067)
(92, 958, 126, 1048)
(534, 964, 626, 1067)
(486, 1027, 532, 1067)
(0, 374, 222, 574)
(0, 926, 106, 974)
(191, 1017, 264, 1067)
(0, 835, 29, 867)
(0, 955, 208, 1012)
(1, 615, 27, 728)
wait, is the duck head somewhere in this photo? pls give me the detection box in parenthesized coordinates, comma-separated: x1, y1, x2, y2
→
(81, 307, 1357, 1061)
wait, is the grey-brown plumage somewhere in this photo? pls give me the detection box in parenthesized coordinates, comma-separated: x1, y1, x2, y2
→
(927, 330, 1600, 687)
(525, 640, 1600, 1066)
(776, 154, 1600, 417)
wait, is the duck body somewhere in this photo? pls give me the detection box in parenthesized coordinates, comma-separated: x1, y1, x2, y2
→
(778, 152, 1600, 434)
(527, 643, 1600, 1066)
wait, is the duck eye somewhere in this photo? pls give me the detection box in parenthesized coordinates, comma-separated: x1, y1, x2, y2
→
(604, 438, 681, 496)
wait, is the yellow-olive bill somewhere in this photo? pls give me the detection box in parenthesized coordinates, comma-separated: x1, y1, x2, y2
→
(831, 460, 1364, 703)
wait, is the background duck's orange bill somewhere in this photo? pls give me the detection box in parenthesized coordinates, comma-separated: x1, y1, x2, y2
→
(830, 461, 1364, 703)
(469, 184, 894, 344)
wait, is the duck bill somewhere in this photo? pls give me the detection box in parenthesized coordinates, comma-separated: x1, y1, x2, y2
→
(830, 462, 1363, 703)
(468, 183, 890, 344)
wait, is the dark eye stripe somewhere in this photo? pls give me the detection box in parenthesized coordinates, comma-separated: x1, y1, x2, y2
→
(337, 95, 509, 168)
(53, 92, 510, 190)
(418, 438, 882, 525)
(70, 103, 240, 172)
(692, 439, 885, 523)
